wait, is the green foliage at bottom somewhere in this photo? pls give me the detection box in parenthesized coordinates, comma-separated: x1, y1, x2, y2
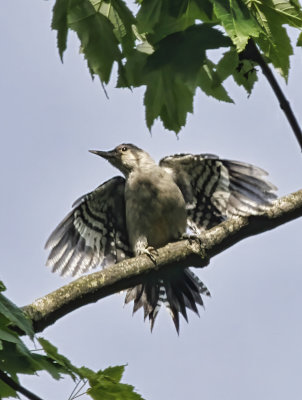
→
(0, 282, 144, 400)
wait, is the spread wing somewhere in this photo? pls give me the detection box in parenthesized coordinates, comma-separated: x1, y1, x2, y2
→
(160, 154, 277, 232)
(45, 176, 131, 277)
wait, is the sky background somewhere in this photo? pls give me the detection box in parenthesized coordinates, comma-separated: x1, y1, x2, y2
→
(1, 1, 302, 399)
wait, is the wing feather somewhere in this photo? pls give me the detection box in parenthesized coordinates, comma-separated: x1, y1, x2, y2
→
(160, 154, 277, 231)
(45, 176, 131, 277)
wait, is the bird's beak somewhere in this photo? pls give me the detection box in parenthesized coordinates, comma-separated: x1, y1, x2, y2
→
(89, 149, 116, 160)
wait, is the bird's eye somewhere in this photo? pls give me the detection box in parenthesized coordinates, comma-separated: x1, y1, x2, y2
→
(121, 146, 128, 152)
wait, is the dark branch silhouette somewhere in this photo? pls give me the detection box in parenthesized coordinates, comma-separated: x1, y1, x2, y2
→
(241, 40, 302, 152)
(0, 370, 43, 400)
(23, 189, 302, 333)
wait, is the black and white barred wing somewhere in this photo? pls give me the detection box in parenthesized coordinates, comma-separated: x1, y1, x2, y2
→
(45, 176, 131, 277)
(160, 154, 277, 232)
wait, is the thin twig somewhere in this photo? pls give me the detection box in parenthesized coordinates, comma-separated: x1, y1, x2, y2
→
(241, 40, 302, 152)
(72, 380, 88, 399)
(73, 391, 88, 399)
(69, 379, 88, 400)
(68, 379, 82, 400)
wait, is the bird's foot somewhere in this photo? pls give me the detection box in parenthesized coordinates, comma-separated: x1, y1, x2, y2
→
(181, 233, 207, 260)
(180, 233, 202, 245)
(135, 237, 159, 263)
(141, 246, 159, 264)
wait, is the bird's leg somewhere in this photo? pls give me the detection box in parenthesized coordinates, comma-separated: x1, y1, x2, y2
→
(135, 237, 158, 263)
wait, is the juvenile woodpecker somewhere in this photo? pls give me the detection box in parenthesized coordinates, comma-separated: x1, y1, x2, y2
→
(45, 144, 277, 332)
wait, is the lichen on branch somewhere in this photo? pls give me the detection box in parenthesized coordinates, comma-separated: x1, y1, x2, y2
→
(23, 189, 302, 333)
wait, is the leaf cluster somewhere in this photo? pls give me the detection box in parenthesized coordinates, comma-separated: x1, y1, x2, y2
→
(51, 0, 302, 132)
(0, 282, 143, 400)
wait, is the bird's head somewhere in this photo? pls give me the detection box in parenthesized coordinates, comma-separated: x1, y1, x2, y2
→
(89, 143, 153, 176)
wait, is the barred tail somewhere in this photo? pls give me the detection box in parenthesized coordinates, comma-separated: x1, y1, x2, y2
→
(124, 268, 210, 333)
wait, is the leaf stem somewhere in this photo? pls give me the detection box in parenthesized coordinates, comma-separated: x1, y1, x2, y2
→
(69, 379, 88, 400)
(107, 0, 112, 18)
(96, 0, 102, 13)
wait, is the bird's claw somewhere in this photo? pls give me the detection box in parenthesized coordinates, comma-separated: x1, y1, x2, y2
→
(143, 246, 158, 264)
(181, 233, 202, 246)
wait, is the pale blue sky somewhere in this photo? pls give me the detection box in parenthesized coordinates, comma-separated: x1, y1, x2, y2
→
(1, 1, 302, 400)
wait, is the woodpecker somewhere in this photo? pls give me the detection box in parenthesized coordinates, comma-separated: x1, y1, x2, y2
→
(45, 144, 277, 332)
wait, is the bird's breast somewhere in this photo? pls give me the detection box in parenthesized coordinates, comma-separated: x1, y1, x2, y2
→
(125, 170, 187, 251)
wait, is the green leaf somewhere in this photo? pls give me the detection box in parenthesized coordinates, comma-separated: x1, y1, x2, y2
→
(137, 0, 216, 36)
(91, 0, 136, 54)
(147, 12, 195, 43)
(52, 0, 69, 61)
(142, 24, 232, 131)
(216, 48, 239, 81)
(0, 292, 34, 338)
(102, 365, 125, 382)
(213, 0, 261, 51)
(88, 381, 144, 400)
(136, 0, 164, 33)
(198, 61, 234, 102)
(146, 1, 209, 42)
(249, 1, 293, 78)
(87, 370, 143, 400)
(257, 30, 292, 79)
(0, 339, 77, 384)
(38, 337, 79, 380)
(191, 0, 217, 22)
(0, 326, 23, 344)
(50, 0, 302, 133)
(30, 352, 66, 380)
(139, 0, 218, 44)
(79, 365, 125, 386)
(0, 379, 17, 399)
(166, 0, 190, 18)
(232, 59, 258, 94)
(110, 0, 136, 53)
(0, 341, 40, 378)
(0, 284, 144, 400)
(131, 25, 154, 56)
(270, 0, 302, 27)
(144, 67, 195, 132)
(68, 0, 121, 83)
(78, 366, 144, 400)
(146, 24, 231, 81)
(78, 366, 97, 381)
(0, 300, 70, 381)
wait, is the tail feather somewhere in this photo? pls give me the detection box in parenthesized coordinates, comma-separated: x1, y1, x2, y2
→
(168, 282, 189, 322)
(179, 282, 201, 314)
(125, 268, 210, 333)
(125, 284, 145, 313)
(165, 282, 188, 332)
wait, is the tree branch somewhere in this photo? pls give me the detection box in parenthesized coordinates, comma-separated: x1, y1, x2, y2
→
(23, 189, 302, 333)
(241, 40, 302, 152)
(0, 370, 44, 400)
